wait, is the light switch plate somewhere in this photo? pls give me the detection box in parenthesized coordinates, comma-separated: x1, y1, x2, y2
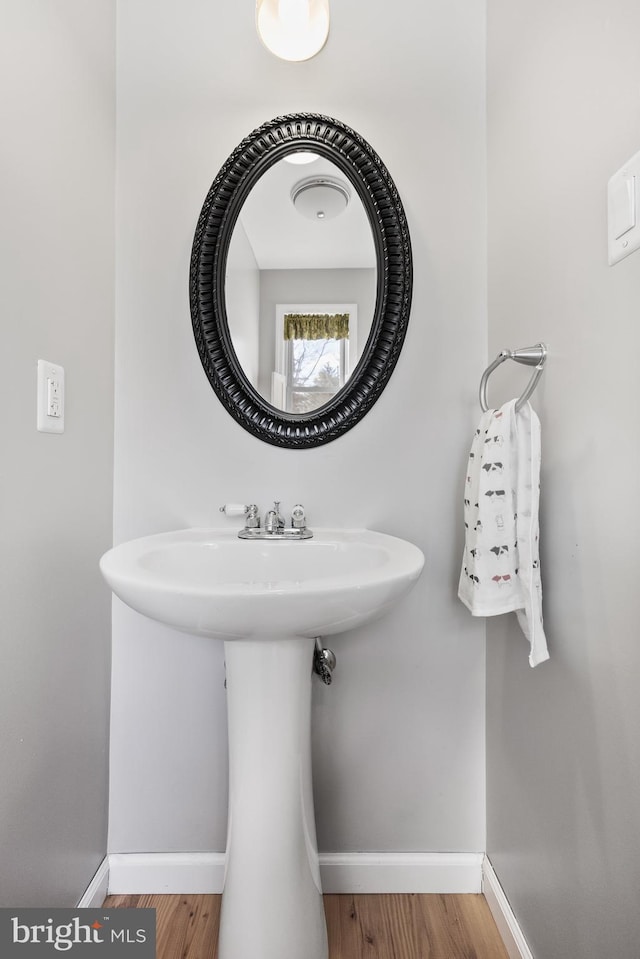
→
(37, 359, 65, 433)
(608, 149, 640, 265)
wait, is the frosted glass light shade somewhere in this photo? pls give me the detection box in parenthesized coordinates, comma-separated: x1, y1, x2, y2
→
(256, 0, 330, 62)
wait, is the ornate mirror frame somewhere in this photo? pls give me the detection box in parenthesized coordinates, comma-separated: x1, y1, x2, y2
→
(189, 113, 412, 449)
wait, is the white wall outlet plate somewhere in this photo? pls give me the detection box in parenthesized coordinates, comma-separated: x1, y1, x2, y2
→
(37, 359, 65, 433)
(608, 149, 640, 265)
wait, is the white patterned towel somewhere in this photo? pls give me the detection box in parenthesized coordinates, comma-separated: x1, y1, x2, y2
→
(458, 399, 549, 667)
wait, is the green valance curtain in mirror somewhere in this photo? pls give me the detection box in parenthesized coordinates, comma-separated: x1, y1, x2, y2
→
(283, 313, 350, 341)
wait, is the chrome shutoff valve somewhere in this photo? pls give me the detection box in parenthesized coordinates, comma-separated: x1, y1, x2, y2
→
(313, 638, 337, 685)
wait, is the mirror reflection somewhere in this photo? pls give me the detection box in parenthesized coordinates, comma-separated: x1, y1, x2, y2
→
(225, 152, 377, 414)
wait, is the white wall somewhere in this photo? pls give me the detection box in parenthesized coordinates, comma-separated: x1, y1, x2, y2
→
(226, 220, 260, 388)
(0, 0, 115, 906)
(486, 0, 640, 956)
(109, 0, 487, 856)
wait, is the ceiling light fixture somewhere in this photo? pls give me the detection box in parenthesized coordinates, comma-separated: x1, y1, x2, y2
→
(256, 0, 330, 62)
(291, 175, 350, 221)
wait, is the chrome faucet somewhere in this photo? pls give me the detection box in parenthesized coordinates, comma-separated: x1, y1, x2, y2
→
(220, 502, 313, 540)
(264, 501, 285, 533)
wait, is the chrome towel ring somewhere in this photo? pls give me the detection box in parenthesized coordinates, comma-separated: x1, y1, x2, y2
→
(479, 343, 547, 412)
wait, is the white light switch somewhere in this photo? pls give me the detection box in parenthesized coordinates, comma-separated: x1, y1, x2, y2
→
(610, 173, 635, 239)
(608, 149, 640, 264)
(37, 360, 65, 433)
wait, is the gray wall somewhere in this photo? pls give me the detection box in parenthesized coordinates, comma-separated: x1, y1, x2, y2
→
(109, 0, 487, 855)
(0, 1, 115, 905)
(486, 0, 640, 956)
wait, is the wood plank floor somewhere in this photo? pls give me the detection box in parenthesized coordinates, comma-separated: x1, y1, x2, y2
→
(103, 893, 509, 959)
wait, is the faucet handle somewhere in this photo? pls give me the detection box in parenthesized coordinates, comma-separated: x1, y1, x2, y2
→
(291, 504, 306, 529)
(219, 503, 246, 516)
(245, 504, 260, 528)
(219, 503, 260, 528)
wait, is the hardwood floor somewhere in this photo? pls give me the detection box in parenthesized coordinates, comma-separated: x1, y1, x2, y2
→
(103, 892, 509, 959)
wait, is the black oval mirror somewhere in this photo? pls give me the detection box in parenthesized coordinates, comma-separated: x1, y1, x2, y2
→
(189, 114, 412, 448)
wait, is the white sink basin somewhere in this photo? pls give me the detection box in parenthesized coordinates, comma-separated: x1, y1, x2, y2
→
(100, 526, 423, 959)
(99, 527, 424, 640)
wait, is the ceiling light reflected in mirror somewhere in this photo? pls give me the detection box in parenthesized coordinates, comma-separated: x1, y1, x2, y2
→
(284, 152, 320, 165)
(291, 176, 350, 221)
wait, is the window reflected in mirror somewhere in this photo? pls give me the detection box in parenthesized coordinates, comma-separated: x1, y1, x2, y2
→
(271, 307, 356, 413)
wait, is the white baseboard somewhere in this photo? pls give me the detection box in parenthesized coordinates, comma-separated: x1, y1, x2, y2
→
(106, 851, 484, 896)
(108, 853, 226, 895)
(482, 857, 533, 959)
(320, 853, 483, 893)
(77, 857, 110, 908)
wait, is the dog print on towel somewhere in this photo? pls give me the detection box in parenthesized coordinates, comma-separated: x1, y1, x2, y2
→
(489, 545, 509, 558)
(460, 410, 519, 603)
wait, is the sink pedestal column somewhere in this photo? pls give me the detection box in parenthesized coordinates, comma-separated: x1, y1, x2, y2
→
(219, 636, 328, 959)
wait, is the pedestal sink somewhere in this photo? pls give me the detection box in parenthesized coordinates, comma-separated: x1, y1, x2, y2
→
(100, 528, 424, 959)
